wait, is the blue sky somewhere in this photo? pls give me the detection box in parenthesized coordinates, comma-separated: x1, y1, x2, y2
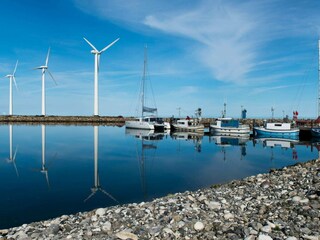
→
(1, 0, 320, 118)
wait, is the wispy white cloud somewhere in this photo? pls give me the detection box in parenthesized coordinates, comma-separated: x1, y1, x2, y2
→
(73, 0, 320, 86)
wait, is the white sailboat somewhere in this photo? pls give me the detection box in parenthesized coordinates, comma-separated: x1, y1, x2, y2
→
(125, 46, 166, 131)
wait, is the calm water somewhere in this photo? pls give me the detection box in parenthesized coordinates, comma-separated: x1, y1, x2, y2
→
(0, 124, 319, 229)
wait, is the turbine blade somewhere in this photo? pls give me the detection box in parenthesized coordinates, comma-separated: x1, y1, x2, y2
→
(45, 48, 50, 66)
(101, 189, 119, 203)
(13, 76, 19, 92)
(83, 37, 98, 51)
(84, 191, 96, 202)
(45, 172, 50, 188)
(100, 38, 120, 53)
(13, 60, 18, 75)
(47, 69, 57, 85)
(13, 145, 18, 161)
(13, 161, 19, 177)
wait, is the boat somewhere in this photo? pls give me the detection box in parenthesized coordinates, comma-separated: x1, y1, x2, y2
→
(254, 122, 299, 137)
(171, 118, 204, 132)
(171, 108, 204, 132)
(210, 117, 250, 135)
(125, 46, 166, 131)
(311, 127, 320, 137)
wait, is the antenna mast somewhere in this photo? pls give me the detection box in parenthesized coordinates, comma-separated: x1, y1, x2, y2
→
(141, 45, 147, 118)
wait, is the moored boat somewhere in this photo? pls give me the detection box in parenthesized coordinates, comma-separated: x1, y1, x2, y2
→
(171, 118, 204, 132)
(210, 117, 250, 135)
(254, 122, 299, 137)
(125, 46, 166, 131)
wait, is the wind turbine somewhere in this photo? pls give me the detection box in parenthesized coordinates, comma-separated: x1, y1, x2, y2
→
(83, 37, 120, 116)
(35, 48, 57, 116)
(5, 60, 18, 115)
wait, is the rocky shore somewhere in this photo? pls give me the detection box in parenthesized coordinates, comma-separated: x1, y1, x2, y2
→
(1, 159, 319, 240)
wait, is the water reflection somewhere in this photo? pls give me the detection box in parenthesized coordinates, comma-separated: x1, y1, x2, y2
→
(7, 124, 19, 177)
(85, 126, 118, 203)
(210, 134, 249, 161)
(254, 136, 300, 161)
(171, 132, 203, 152)
(1, 125, 320, 229)
(125, 128, 163, 200)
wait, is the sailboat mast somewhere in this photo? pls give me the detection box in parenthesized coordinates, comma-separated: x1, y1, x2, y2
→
(318, 39, 320, 117)
(141, 46, 147, 118)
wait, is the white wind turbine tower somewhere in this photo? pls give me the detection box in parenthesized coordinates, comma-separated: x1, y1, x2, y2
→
(83, 37, 120, 116)
(5, 60, 18, 115)
(35, 48, 57, 116)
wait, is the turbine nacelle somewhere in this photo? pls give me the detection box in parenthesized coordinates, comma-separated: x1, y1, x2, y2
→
(37, 66, 48, 69)
(91, 50, 99, 54)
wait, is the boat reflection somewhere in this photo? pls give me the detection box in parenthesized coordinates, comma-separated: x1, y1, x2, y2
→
(125, 128, 167, 140)
(253, 136, 300, 161)
(210, 133, 250, 160)
(85, 126, 118, 203)
(254, 136, 299, 149)
(170, 131, 203, 152)
(125, 128, 162, 200)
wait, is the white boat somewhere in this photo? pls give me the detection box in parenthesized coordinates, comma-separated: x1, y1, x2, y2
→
(171, 108, 204, 132)
(172, 119, 204, 132)
(254, 122, 299, 137)
(125, 46, 166, 131)
(210, 118, 250, 135)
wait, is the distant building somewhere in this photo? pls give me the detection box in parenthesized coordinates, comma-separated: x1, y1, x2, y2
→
(241, 109, 247, 119)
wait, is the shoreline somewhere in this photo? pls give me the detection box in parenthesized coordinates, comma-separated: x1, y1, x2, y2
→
(1, 159, 319, 239)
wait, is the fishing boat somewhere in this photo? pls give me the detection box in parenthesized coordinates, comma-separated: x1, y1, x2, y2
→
(210, 117, 250, 135)
(171, 108, 204, 132)
(171, 119, 204, 132)
(254, 122, 299, 137)
(125, 46, 165, 131)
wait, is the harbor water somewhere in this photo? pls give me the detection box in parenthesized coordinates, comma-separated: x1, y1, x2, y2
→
(0, 124, 318, 229)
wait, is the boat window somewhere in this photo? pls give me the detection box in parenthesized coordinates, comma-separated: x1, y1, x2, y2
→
(275, 124, 282, 126)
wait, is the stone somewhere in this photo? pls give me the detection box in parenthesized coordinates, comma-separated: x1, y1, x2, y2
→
(207, 201, 221, 210)
(257, 234, 273, 240)
(115, 231, 138, 240)
(95, 208, 106, 216)
(292, 196, 302, 202)
(102, 221, 112, 232)
(194, 221, 205, 231)
(224, 212, 234, 220)
(261, 225, 272, 233)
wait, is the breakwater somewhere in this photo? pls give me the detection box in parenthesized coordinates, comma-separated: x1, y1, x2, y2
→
(0, 115, 128, 126)
(1, 158, 319, 239)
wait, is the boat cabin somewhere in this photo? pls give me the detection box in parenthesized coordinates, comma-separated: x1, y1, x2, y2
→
(265, 122, 291, 130)
(216, 118, 240, 128)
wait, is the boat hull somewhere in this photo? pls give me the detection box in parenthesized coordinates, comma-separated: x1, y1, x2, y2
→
(311, 128, 320, 137)
(171, 124, 204, 132)
(210, 125, 250, 135)
(125, 120, 155, 130)
(254, 127, 299, 137)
